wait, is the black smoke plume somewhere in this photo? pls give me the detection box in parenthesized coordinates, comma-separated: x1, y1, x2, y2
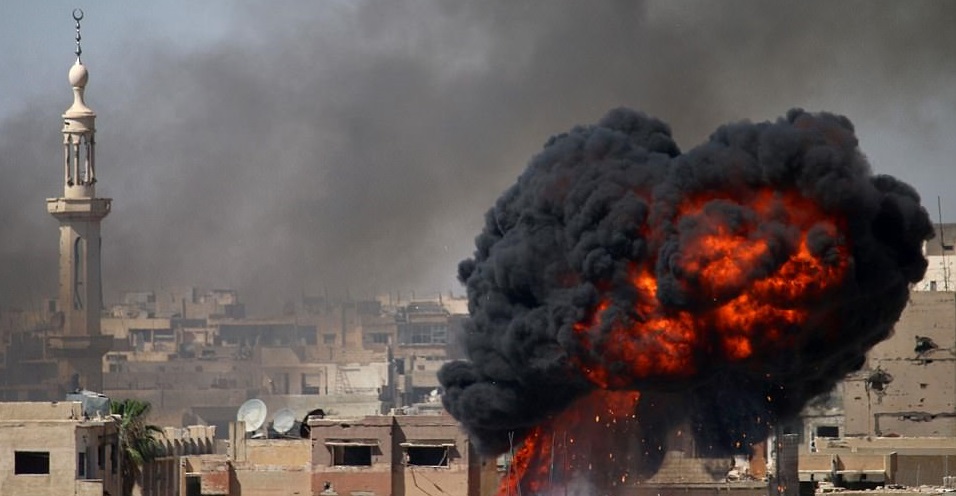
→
(438, 108, 932, 468)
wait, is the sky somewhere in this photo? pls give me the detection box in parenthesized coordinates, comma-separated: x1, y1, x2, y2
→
(0, 1, 954, 314)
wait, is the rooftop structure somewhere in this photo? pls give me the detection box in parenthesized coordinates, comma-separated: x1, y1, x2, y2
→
(0, 400, 122, 496)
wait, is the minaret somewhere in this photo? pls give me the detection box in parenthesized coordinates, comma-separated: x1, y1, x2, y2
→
(45, 9, 112, 394)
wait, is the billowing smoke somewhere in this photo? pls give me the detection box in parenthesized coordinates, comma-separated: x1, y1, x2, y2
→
(2, 2, 954, 314)
(438, 108, 933, 492)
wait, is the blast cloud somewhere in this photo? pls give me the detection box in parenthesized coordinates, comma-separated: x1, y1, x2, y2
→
(438, 108, 933, 485)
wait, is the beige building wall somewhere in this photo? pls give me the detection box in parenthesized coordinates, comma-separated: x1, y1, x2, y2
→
(0, 401, 121, 496)
(396, 415, 472, 496)
(843, 291, 956, 437)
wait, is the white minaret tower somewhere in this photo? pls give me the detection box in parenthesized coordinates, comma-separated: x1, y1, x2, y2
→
(45, 10, 112, 393)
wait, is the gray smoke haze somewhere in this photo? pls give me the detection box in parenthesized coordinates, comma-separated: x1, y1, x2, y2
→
(1, 1, 954, 313)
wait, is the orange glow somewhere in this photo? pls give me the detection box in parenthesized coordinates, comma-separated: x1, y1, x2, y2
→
(505, 189, 850, 492)
(572, 189, 849, 387)
(498, 390, 641, 496)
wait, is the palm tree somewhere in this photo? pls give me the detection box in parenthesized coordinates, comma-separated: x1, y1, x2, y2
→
(111, 399, 163, 496)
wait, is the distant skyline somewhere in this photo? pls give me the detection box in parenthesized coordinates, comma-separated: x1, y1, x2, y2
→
(1, 1, 954, 313)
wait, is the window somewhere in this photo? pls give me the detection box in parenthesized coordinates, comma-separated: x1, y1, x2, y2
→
(401, 441, 455, 467)
(367, 333, 390, 345)
(326, 441, 379, 466)
(398, 323, 449, 345)
(302, 373, 323, 395)
(185, 475, 202, 496)
(73, 238, 84, 309)
(816, 426, 839, 438)
(15, 451, 50, 475)
(406, 448, 449, 467)
(323, 334, 336, 345)
(77, 451, 88, 478)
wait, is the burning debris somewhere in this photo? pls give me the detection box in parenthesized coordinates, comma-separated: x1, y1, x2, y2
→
(438, 108, 933, 494)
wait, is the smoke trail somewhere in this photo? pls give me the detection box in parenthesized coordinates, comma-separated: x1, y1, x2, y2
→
(438, 107, 932, 491)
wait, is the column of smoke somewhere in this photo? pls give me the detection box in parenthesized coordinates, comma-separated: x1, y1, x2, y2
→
(438, 108, 933, 494)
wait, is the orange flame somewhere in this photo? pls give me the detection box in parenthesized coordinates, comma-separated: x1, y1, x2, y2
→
(574, 189, 848, 388)
(505, 189, 850, 493)
(498, 390, 642, 496)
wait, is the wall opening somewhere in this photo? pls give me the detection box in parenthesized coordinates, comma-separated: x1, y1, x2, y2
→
(815, 425, 839, 438)
(15, 451, 51, 475)
(406, 447, 449, 467)
(185, 474, 201, 496)
(327, 442, 378, 466)
(77, 451, 88, 478)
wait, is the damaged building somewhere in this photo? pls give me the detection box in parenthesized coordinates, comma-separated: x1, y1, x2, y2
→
(797, 229, 956, 488)
(180, 413, 496, 496)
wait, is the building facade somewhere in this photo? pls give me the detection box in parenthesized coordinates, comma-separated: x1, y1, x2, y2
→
(180, 414, 497, 496)
(0, 401, 122, 496)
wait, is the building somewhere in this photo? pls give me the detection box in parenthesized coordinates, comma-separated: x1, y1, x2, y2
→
(97, 294, 463, 432)
(0, 400, 122, 496)
(796, 276, 956, 488)
(913, 223, 956, 292)
(180, 413, 497, 496)
(841, 291, 956, 438)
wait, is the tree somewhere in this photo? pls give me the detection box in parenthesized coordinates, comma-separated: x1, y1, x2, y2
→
(111, 399, 163, 496)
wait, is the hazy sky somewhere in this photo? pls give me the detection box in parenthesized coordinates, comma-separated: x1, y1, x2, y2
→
(1, 1, 954, 314)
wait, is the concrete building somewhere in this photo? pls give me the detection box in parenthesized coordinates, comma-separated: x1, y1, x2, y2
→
(913, 223, 956, 292)
(180, 413, 496, 496)
(95, 295, 463, 433)
(796, 288, 956, 489)
(139, 425, 219, 496)
(0, 400, 122, 496)
(841, 291, 956, 438)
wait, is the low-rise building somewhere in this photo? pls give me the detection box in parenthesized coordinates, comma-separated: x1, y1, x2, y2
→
(181, 413, 497, 496)
(0, 401, 122, 496)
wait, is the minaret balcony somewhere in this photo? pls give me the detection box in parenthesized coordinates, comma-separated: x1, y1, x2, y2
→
(46, 196, 111, 221)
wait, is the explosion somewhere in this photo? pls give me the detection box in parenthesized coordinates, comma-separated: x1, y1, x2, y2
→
(438, 108, 933, 495)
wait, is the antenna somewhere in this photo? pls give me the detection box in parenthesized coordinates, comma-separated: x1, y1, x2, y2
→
(938, 197, 952, 291)
(272, 408, 296, 435)
(236, 399, 267, 433)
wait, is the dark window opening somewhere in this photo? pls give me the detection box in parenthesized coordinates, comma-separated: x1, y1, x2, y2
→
(816, 426, 839, 438)
(77, 451, 88, 478)
(323, 334, 336, 344)
(407, 447, 449, 467)
(185, 475, 202, 496)
(331, 445, 373, 466)
(15, 451, 50, 475)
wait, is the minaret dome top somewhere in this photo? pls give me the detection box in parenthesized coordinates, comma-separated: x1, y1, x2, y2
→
(69, 61, 89, 88)
(65, 9, 93, 117)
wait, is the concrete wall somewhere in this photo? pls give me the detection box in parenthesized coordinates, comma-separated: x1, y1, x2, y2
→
(843, 291, 956, 437)
(310, 416, 394, 495)
(0, 401, 121, 496)
(396, 415, 472, 496)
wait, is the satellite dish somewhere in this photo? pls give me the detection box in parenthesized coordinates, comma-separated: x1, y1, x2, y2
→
(272, 408, 296, 435)
(237, 399, 267, 432)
